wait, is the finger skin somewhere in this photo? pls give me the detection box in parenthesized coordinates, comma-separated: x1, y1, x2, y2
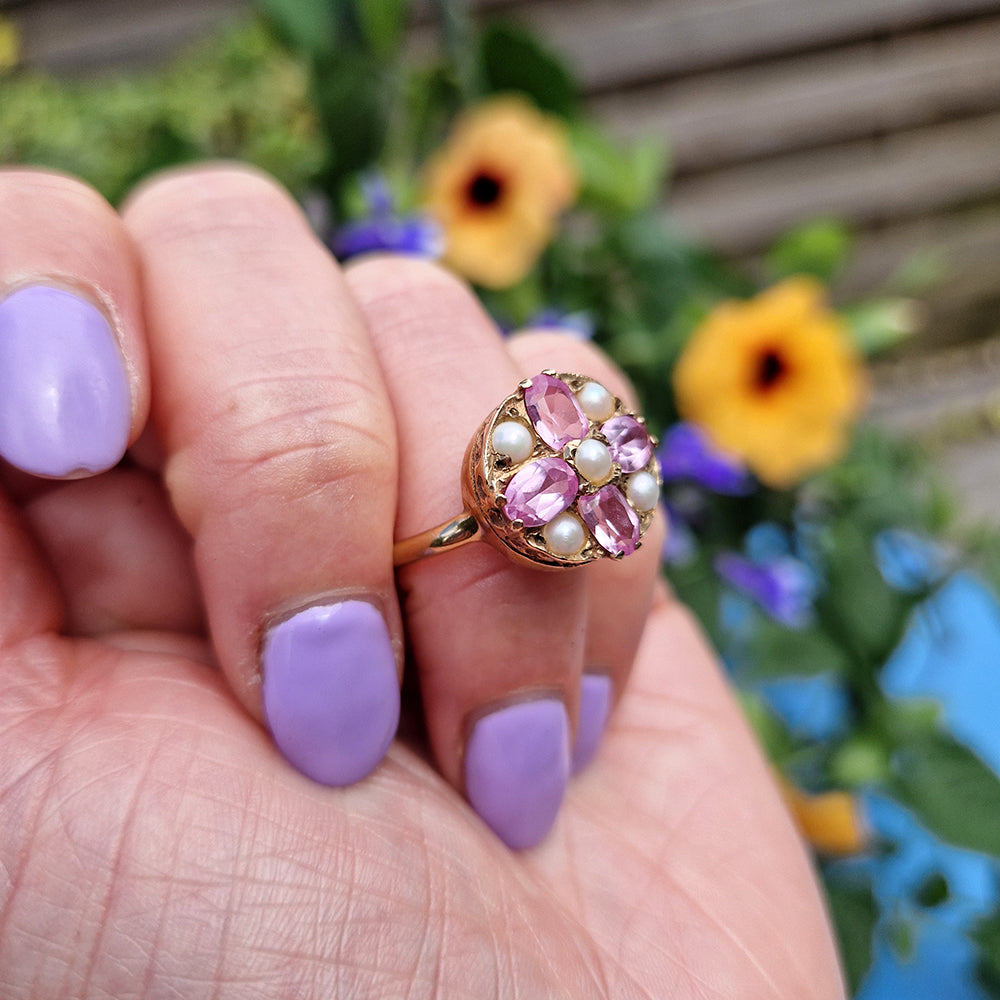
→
(0, 489, 63, 649)
(508, 330, 664, 771)
(346, 257, 588, 848)
(123, 165, 402, 786)
(0, 170, 149, 478)
(23, 469, 203, 636)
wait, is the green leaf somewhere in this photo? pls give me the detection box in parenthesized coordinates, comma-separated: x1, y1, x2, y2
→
(312, 51, 386, 186)
(843, 298, 926, 356)
(914, 871, 950, 908)
(820, 521, 919, 666)
(256, 0, 339, 59)
(353, 0, 408, 56)
(570, 123, 668, 215)
(830, 735, 892, 788)
(972, 909, 1000, 996)
(892, 733, 1000, 855)
(747, 620, 851, 680)
(479, 22, 578, 116)
(766, 219, 851, 283)
(737, 691, 795, 763)
(825, 879, 878, 993)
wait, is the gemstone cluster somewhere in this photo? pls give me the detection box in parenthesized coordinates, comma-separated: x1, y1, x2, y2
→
(466, 371, 661, 567)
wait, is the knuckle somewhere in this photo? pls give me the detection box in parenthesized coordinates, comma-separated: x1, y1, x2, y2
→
(123, 164, 305, 249)
(348, 256, 493, 351)
(168, 368, 395, 533)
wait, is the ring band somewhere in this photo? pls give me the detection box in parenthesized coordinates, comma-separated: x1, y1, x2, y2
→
(392, 371, 662, 570)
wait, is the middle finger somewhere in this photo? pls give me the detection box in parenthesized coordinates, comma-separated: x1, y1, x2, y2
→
(348, 257, 588, 850)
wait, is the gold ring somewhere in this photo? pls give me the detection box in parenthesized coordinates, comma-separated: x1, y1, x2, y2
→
(393, 371, 661, 570)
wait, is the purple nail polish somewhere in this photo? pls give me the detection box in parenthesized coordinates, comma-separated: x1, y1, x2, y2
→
(0, 285, 131, 477)
(464, 698, 569, 850)
(262, 601, 400, 787)
(572, 673, 612, 774)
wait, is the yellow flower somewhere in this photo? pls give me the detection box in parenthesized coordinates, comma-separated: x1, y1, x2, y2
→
(0, 16, 20, 73)
(673, 277, 865, 488)
(422, 96, 578, 289)
(781, 780, 867, 856)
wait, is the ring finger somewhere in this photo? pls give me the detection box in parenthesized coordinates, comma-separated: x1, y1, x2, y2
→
(348, 258, 613, 849)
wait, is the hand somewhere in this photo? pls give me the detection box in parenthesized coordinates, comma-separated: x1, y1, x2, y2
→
(0, 166, 844, 998)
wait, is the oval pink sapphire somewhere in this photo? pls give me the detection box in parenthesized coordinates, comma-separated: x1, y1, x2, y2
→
(524, 374, 589, 450)
(578, 484, 641, 556)
(602, 415, 653, 473)
(503, 457, 579, 527)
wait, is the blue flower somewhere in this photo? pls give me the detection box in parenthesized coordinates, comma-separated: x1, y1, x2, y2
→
(527, 308, 595, 341)
(875, 529, 951, 593)
(330, 173, 443, 261)
(714, 551, 816, 628)
(661, 503, 698, 566)
(657, 423, 755, 496)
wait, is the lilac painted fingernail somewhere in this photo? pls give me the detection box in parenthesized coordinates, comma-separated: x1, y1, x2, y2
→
(262, 601, 400, 786)
(0, 285, 131, 477)
(572, 673, 612, 773)
(464, 698, 569, 850)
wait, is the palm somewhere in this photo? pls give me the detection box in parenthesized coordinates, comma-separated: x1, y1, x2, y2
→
(1, 549, 842, 998)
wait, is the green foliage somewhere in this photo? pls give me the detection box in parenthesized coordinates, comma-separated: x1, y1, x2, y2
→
(767, 218, 852, 283)
(478, 22, 578, 116)
(826, 878, 879, 994)
(891, 733, 1000, 856)
(256, 0, 339, 58)
(0, 21, 324, 205)
(747, 618, 851, 680)
(570, 122, 669, 215)
(972, 909, 1000, 997)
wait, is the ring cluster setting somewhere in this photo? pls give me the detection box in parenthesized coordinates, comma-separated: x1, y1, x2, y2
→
(463, 371, 661, 569)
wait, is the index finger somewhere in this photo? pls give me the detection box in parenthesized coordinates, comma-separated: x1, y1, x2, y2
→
(0, 170, 148, 479)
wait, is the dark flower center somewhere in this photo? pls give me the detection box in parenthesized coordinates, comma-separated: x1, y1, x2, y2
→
(754, 347, 789, 391)
(466, 170, 505, 209)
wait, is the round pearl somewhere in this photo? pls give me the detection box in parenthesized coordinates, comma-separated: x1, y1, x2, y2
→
(543, 513, 586, 556)
(491, 421, 533, 462)
(626, 471, 660, 512)
(577, 381, 614, 421)
(574, 437, 612, 483)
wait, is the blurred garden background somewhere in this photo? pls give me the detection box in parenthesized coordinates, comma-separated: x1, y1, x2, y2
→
(3, 0, 1000, 996)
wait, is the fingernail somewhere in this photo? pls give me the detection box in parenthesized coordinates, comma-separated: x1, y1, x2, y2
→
(464, 697, 569, 850)
(572, 672, 612, 774)
(261, 600, 400, 786)
(0, 285, 131, 477)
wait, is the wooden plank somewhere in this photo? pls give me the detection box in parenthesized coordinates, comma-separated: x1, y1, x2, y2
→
(836, 206, 1000, 304)
(500, 0, 1000, 92)
(591, 16, 1000, 174)
(667, 112, 1000, 254)
(8, 0, 246, 73)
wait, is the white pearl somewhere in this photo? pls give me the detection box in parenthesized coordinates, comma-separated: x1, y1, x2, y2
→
(491, 421, 533, 462)
(574, 437, 612, 483)
(577, 381, 614, 421)
(626, 471, 660, 511)
(543, 513, 586, 556)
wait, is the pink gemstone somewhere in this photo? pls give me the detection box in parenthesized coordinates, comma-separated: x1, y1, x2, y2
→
(524, 374, 589, 450)
(578, 484, 641, 556)
(503, 457, 579, 527)
(602, 415, 653, 473)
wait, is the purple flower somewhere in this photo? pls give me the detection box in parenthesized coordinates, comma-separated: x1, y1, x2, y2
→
(330, 172, 443, 261)
(657, 423, 755, 496)
(528, 308, 595, 341)
(714, 551, 816, 628)
(332, 216, 444, 260)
